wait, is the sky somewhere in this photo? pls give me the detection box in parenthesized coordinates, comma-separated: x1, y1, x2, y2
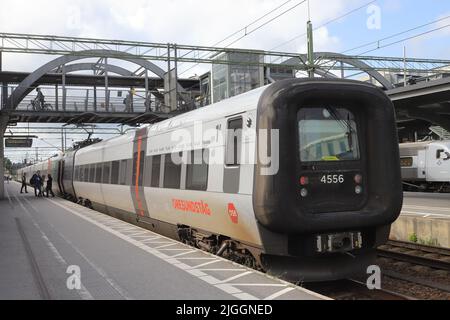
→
(1, 0, 450, 162)
(1, 0, 450, 71)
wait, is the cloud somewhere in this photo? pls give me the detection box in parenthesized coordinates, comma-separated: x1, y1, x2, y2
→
(0, 0, 366, 74)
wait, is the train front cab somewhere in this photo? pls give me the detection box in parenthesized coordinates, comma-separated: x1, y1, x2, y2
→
(253, 78, 403, 281)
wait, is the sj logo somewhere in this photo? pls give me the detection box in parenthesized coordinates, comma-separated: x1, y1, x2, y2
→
(227, 203, 239, 224)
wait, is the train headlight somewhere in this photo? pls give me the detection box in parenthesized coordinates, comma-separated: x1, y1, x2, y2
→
(354, 174, 363, 184)
(300, 176, 309, 186)
(355, 186, 363, 195)
(300, 188, 308, 198)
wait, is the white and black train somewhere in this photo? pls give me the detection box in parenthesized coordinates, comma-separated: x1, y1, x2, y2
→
(18, 79, 403, 281)
(400, 140, 450, 192)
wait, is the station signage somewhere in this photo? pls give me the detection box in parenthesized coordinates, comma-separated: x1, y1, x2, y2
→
(5, 138, 33, 148)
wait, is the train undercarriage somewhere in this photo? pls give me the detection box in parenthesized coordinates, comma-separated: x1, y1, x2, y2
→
(403, 181, 450, 193)
(177, 225, 262, 271)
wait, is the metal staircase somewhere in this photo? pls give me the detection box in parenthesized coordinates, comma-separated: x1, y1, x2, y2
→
(430, 126, 450, 140)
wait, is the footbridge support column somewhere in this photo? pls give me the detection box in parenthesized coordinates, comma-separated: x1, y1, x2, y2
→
(0, 115, 8, 200)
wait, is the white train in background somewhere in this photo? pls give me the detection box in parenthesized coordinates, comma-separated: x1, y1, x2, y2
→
(400, 140, 450, 192)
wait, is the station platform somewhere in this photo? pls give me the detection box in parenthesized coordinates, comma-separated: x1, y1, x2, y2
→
(0, 182, 327, 300)
(390, 192, 450, 248)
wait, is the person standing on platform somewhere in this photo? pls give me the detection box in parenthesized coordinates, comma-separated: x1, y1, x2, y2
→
(20, 173, 28, 194)
(34, 171, 43, 197)
(40, 175, 46, 197)
(45, 174, 55, 198)
(30, 172, 38, 196)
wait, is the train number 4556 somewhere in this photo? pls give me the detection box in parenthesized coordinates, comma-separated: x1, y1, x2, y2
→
(321, 174, 345, 184)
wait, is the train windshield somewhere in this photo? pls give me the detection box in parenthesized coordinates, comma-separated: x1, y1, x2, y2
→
(298, 107, 360, 162)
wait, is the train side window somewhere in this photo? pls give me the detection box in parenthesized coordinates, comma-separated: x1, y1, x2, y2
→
(186, 149, 209, 191)
(163, 152, 182, 189)
(151, 155, 161, 188)
(400, 157, 413, 167)
(139, 152, 145, 186)
(95, 163, 102, 183)
(111, 161, 120, 185)
(126, 159, 133, 186)
(144, 156, 152, 187)
(89, 164, 95, 183)
(84, 165, 89, 182)
(78, 166, 84, 182)
(225, 117, 243, 166)
(103, 162, 111, 184)
(119, 159, 127, 185)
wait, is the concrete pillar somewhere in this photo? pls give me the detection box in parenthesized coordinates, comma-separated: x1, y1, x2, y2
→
(55, 84, 59, 111)
(104, 57, 109, 112)
(145, 71, 149, 112)
(0, 115, 8, 200)
(93, 85, 97, 112)
(2, 82, 7, 110)
(62, 65, 67, 111)
(166, 44, 171, 110)
(85, 89, 89, 112)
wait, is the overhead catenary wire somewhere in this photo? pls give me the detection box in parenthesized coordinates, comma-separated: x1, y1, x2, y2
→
(176, 0, 295, 71)
(341, 14, 450, 55)
(203, 0, 294, 50)
(222, 0, 308, 48)
(355, 22, 450, 56)
(179, 0, 308, 76)
(318, 21, 450, 78)
(270, 0, 378, 51)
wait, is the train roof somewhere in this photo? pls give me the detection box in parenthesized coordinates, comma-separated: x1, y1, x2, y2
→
(400, 140, 450, 148)
(399, 141, 433, 149)
(72, 84, 272, 157)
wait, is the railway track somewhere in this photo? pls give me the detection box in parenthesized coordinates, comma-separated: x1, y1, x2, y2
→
(303, 241, 450, 300)
(303, 279, 415, 300)
(377, 240, 450, 271)
(377, 240, 450, 298)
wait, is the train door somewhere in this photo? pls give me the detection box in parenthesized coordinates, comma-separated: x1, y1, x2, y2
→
(131, 127, 149, 218)
(417, 150, 426, 180)
(60, 160, 66, 194)
(223, 116, 243, 194)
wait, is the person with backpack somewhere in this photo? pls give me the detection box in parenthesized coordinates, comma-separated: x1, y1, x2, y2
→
(30, 172, 38, 196)
(36, 173, 43, 197)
